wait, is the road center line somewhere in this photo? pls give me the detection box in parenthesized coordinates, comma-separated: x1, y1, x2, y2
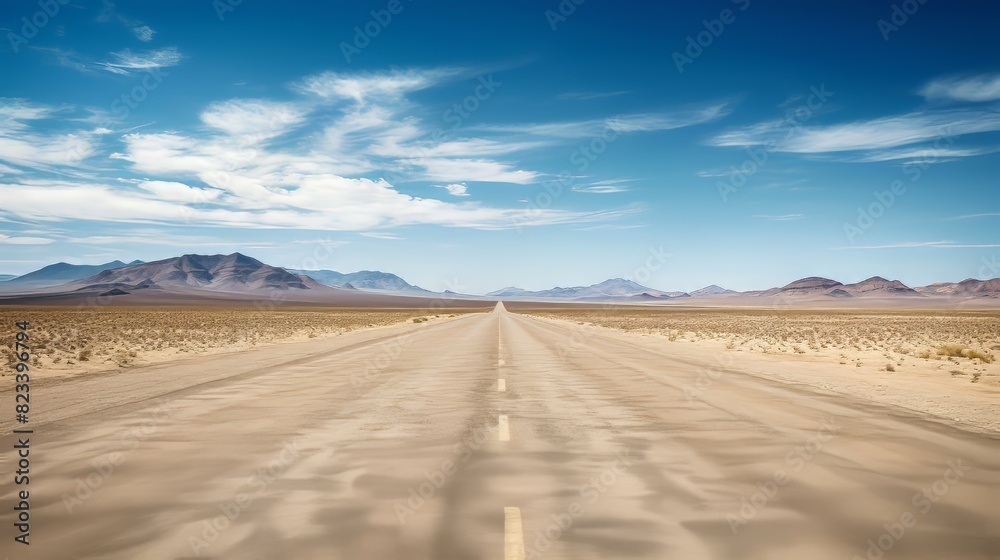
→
(504, 507, 525, 560)
(498, 379, 506, 391)
(498, 415, 510, 441)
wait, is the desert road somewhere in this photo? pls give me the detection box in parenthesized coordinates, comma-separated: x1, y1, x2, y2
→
(2, 303, 999, 559)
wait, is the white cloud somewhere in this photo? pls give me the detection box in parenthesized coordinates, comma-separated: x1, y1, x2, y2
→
(833, 241, 1000, 249)
(0, 67, 655, 232)
(696, 168, 741, 177)
(0, 233, 55, 245)
(360, 232, 404, 240)
(951, 213, 1000, 220)
(920, 73, 1000, 102)
(486, 103, 730, 138)
(753, 214, 805, 221)
(572, 184, 629, 194)
(0, 99, 98, 169)
(96, 47, 183, 75)
(710, 108, 1000, 153)
(847, 146, 1000, 163)
(294, 68, 459, 103)
(200, 99, 307, 139)
(435, 183, 469, 196)
(0, 175, 628, 231)
(132, 25, 155, 42)
(405, 158, 538, 184)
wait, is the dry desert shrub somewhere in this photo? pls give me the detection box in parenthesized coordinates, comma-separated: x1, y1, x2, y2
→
(0, 307, 475, 374)
(520, 308, 1000, 380)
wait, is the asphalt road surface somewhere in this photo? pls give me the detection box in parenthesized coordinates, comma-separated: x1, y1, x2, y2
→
(2, 303, 998, 559)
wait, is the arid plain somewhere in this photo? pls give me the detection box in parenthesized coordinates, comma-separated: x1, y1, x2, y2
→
(1, 303, 998, 559)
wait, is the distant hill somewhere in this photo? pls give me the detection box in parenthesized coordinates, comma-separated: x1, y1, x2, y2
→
(488, 278, 688, 300)
(291, 269, 431, 294)
(65, 253, 318, 292)
(758, 276, 923, 299)
(0, 274, 16, 282)
(486, 286, 529, 297)
(689, 285, 735, 296)
(843, 276, 920, 296)
(916, 278, 1000, 298)
(2, 259, 142, 288)
(778, 277, 844, 294)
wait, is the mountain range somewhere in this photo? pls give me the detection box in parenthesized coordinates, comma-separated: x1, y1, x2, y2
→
(289, 269, 430, 294)
(486, 278, 689, 301)
(1, 260, 143, 288)
(60, 253, 320, 293)
(0, 254, 998, 305)
(751, 276, 925, 299)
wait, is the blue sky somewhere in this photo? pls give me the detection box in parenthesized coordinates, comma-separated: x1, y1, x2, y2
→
(0, 0, 998, 293)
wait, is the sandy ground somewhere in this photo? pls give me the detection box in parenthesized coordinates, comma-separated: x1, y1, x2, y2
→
(0, 307, 465, 384)
(1, 304, 998, 559)
(520, 310, 1000, 435)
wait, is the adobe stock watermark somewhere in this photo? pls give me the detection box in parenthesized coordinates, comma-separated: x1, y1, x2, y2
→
(111, 68, 169, 120)
(716, 84, 833, 202)
(516, 120, 632, 231)
(672, 0, 751, 73)
(188, 439, 303, 556)
(251, 236, 344, 312)
(63, 67, 171, 169)
(544, 0, 587, 31)
(978, 254, 999, 280)
(569, 120, 630, 172)
(527, 450, 634, 558)
(877, 0, 929, 41)
(340, 0, 413, 63)
(851, 458, 969, 560)
(349, 277, 467, 392)
(682, 352, 736, 405)
(555, 245, 670, 358)
(843, 128, 954, 244)
(443, 74, 502, 129)
(726, 417, 838, 533)
(7, 0, 71, 54)
(213, 0, 244, 22)
(393, 417, 498, 524)
(61, 397, 176, 513)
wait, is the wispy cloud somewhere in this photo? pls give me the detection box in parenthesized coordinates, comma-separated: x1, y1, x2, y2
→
(572, 178, 635, 194)
(920, 73, 1000, 103)
(844, 146, 1000, 163)
(294, 68, 460, 103)
(132, 25, 155, 42)
(574, 223, 648, 230)
(96, 47, 183, 75)
(0, 233, 55, 245)
(833, 241, 1000, 249)
(696, 168, 741, 177)
(949, 212, 1000, 220)
(0, 98, 101, 170)
(200, 99, 308, 139)
(0, 67, 647, 231)
(97, 0, 156, 42)
(710, 108, 1000, 153)
(33, 47, 92, 73)
(360, 232, 404, 240)
(753, 213, 805, 221)
(65, 230, 279, 248)
(484, 103, 731, 138)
